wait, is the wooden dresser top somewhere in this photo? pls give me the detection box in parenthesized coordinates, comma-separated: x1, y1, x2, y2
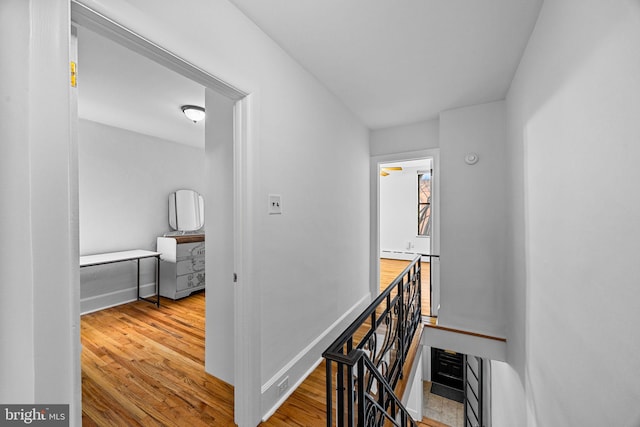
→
(165, 234, 205, 244)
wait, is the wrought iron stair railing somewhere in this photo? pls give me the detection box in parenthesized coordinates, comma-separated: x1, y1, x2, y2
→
(323, 255, 423, 427)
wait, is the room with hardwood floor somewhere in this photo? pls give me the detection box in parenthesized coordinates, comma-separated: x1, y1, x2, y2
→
(65, 8, 459, 427)
(379, 258, 430, 318)
(81, 258, 441, 426)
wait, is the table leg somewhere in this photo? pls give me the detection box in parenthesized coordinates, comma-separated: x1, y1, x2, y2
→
(137, 258, 141, 301)
(156, 255, 160, 307)
(133, 257, 159, 307)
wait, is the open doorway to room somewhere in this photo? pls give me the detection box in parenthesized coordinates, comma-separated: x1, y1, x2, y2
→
(74, 25, 207, 314)
(71, 4, 253, 424)
(377, 157, 437, 317)
(74, 24, 214, 423)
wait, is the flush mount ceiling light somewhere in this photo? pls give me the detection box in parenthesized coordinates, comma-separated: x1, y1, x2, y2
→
(181, 105, 205, 123)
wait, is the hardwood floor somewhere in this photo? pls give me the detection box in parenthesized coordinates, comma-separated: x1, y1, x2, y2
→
(81, 259, 434, 426)
(379, 258, 431, 317)
(81, 292, 235, 426)
(259, 364, 328, 427)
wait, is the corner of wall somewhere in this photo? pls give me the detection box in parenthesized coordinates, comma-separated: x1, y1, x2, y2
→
(370, 118, 440, 156)
(437, 100, 508, 338)
(260, 292, 370, 422)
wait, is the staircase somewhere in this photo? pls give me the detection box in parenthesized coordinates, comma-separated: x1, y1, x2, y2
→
(323, 255, 424, 427)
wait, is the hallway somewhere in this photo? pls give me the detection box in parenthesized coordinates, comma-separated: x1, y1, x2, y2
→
(81, 259, 432, 426)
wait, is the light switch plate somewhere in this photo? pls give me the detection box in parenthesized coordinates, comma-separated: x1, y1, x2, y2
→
(268, 194, 282, 214)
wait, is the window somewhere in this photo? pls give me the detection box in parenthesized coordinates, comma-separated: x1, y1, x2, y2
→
(418, 171, 432, 236)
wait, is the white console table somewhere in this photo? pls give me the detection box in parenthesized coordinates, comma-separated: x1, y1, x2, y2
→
(80, 250, 161, 307)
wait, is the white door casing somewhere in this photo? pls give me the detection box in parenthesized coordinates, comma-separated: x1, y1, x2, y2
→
(70, 3, 259, 425)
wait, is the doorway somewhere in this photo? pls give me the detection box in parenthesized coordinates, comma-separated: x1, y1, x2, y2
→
(373, 150, 439, 317)
(71, 3, 256, 425)
(424, 351, 486, 427)
(74, 24, 207, 314)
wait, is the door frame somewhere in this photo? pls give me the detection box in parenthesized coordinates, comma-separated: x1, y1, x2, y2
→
(370, 149, 440, 314)
(70, 2, 259, 425)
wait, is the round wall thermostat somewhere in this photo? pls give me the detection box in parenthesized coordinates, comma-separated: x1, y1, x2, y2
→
(464, 152, 479, 165)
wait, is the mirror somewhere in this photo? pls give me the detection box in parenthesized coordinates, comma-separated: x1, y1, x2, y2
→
(168, 189, 204, 232)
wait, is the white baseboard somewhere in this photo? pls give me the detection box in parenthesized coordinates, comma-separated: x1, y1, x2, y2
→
(381, 250, 417, 260)
(260, 292, 371, 422)
(381, 250, 434, 261)
(261, 358, 324, 422)
(80, 282, 157, 315)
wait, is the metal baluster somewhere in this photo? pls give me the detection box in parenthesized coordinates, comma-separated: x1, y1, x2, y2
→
(347, 363, 354, 427)
(326, 361, 333, 427)
(357, 358, 364, 427)
(398, 275, 405, 379)
(337, 363, 344, 427)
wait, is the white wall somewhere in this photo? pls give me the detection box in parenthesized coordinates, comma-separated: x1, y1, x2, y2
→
(379, 163, 431, 257)
(76, 1, 371, 423)
(497, 1, 640, 426)
(438, 101, 507, 337)
(78, 120, 204, 313)
(0, 0, 80, 421)
(369, 120, 441, 303)
(370, 118, 439, 156)
(79, 119, 204, 254)
(491, 360, 526, 427)
(0, 0, 35, 402)
(203, 89, 236, 385)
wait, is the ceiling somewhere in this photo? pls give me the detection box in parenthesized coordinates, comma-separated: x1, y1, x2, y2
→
(77, 1, 542, 147)
(382, 159, 431, 171)
(77, 26, 205, 148)
(228, 0, 543, 129)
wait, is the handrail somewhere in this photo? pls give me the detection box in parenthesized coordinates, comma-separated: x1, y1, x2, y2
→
(323, 255, 422, 427)
(361, 354, 417, 427)
(324, 255, 421, 359)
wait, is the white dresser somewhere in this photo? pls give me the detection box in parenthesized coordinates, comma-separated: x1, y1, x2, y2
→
(157, 234, 205, 299)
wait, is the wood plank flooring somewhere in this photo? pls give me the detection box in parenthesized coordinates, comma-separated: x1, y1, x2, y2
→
(81, 259, 435, 426)
(81, 292, 236, 426)
(379, 258, 431, 317)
